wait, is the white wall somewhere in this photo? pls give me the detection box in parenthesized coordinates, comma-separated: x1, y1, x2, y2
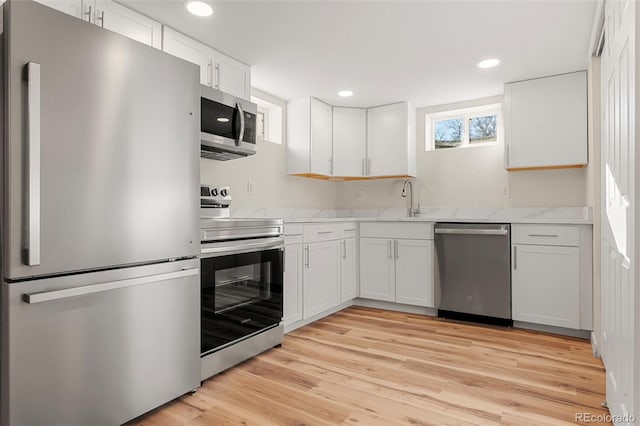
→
(336, 96, 588, 209)
(200, 88, 336, 208)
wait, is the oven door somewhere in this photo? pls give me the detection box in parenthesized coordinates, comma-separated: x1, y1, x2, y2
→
(200, 240, 283, 356)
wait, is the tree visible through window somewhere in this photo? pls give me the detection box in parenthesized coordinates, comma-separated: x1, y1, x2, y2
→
(426, 104, 501, 151)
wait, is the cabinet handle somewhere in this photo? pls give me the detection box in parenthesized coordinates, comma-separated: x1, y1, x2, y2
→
(215, 63, 220, 89)
(394, 240, 399, 260)
(388, 240, 393, 259)
(361, 158, 365, 176)
(367, 158, 371, 175)
(527, 234, 559, 238)
(317, 231, 333, 235)
(84, 4, 92, 23)
(305, 245, 309, 269)
(513, 245, 517, 270)
(342, 240, 346, 260)
(207, 61, 213, 87)
(96, 10, 104, 27)
(343, 228, 356, 232)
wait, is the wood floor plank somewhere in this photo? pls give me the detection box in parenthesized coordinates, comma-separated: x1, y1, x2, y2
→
(129, 307, 610, 425)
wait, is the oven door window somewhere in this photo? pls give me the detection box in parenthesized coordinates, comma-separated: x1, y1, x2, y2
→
(201, 247, 283, 355)
(201, 97, 236, 139)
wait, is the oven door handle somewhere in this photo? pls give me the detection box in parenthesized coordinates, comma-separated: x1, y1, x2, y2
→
(201, 238, 284, 258)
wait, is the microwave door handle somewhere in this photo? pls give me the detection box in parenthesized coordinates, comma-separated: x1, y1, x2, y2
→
(236, 102, 245, 146)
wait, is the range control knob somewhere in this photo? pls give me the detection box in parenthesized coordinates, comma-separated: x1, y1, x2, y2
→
(220, 189, 228, 197)
(211, 188, 218, 196)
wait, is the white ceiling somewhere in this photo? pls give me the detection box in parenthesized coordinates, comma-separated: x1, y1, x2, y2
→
(121, 0, 597, 108)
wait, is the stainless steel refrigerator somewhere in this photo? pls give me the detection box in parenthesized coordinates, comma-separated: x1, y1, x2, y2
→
(1, 2, 201, 425)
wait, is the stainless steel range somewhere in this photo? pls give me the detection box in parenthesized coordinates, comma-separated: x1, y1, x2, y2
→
(200, 185, 284, 381)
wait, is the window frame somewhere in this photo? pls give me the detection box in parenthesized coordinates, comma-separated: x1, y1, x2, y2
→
(425, 103, 502, 151)
(251, 94, 283, 145)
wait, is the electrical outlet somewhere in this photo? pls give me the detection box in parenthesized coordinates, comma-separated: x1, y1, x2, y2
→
(501, 184, 510, 198)
(355, 189, 366, 201)
(247, 181, 254, 196)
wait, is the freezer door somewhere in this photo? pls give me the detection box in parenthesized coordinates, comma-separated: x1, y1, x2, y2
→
(1, 259, 200, 426)
(3, 1, 200, 279)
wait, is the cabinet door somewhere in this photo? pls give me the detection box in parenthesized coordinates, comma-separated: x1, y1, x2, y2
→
(333, 107, 367, 177)
(33, 0, 85, 19)
(512, 244, 580, 328)
(359, 238, 395, 302)
(212, 51, 251, 99)
(95, 1, 162, 49)
(310, 98, 333, 175)
(303, 241, 341, 318)
(283, 243, 303, 326)
(367, 102, 408, 176)
(395, 239, 434, 307)
(505, 71, 587, 169)
(340, 238, 357, 302)
(162, 27, 212, 86)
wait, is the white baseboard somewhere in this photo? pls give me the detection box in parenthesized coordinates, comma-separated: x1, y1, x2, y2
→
(513, 321, 591, 339)
(353, 298, 437, 316)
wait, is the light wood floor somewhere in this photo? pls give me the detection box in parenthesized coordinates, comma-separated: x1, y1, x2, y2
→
(131, 307, 610, 425)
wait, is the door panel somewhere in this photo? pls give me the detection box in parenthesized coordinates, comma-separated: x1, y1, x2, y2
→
(214, 52, 251, 99)
(3, 259, 200, 426)
(310, 98, 333, 175)
(395, 239, 433, 307)
(333, 107, 366, 176)
(367, 102, 407, 176)
(512, 245, 580, 328)
(600, 0, 636, 420)
(340, 238, 357, 302)
(303, 241, 341, 318)
(96, 1, 162, 49)
(359, 238, 395, 302)
(162, 26, 211, 85)
(5, 2, 200, 279)
(284, 243, 303, 325)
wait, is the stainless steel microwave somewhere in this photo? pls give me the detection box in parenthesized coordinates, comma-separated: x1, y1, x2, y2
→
(200, 85, 257, 160)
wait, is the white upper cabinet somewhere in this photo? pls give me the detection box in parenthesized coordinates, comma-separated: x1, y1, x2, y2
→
(504, 71, 587, 170)
(333, 107, 367, 177)
(367, 102, 416, 177)
(95, 1, 161, 49)
(162, 27, 210, 85)
(34, 1, 161, 49)
(287, 100, 416, 179)
(33, 0, 84, 19)
(287, 97, 333, 176)
(162, 27, 251, 99)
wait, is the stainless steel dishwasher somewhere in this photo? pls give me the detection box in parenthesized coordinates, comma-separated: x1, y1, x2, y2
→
(434, 223, 512, 326)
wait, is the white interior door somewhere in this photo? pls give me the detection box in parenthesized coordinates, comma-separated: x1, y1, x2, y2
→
(600, 0, 636, 422)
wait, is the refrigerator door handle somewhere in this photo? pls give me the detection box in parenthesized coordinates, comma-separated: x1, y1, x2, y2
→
(23, 267, 199, 304)
(25, 62, 41, 266)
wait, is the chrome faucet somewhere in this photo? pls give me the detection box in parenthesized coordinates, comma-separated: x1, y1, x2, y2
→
(401, 180, 421, 217)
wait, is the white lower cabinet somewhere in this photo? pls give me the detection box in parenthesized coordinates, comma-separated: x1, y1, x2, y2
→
(283, 242, 303, 326)
(395, 239, 434, 307)
(359, 229, 434, 308)
(340, 238, 357, 302)
(512, 244, 580, 329)
(359, 238, 395, 302)
(303, 240, 341, 318)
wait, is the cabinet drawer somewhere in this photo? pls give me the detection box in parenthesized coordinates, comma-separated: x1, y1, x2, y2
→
(284, 223, 304, 236)
(359, 222, 433, 240)
(512, 224, 579, 246)
(304, 223, 341, 243)
(340, 222, 358, 239)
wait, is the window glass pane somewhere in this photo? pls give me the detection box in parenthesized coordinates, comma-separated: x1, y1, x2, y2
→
(434, 118, 464, 149)
(469, 114, 497, 143)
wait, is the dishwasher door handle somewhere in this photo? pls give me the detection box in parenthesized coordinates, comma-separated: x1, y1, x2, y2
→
(435, 227, 508, 236)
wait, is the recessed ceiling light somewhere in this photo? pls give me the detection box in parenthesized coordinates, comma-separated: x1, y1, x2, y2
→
(477, 58, 500, 69)
(186, 0, 213, 17)
(338, 90, 354, 97)
(217, 117, 229, 123)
